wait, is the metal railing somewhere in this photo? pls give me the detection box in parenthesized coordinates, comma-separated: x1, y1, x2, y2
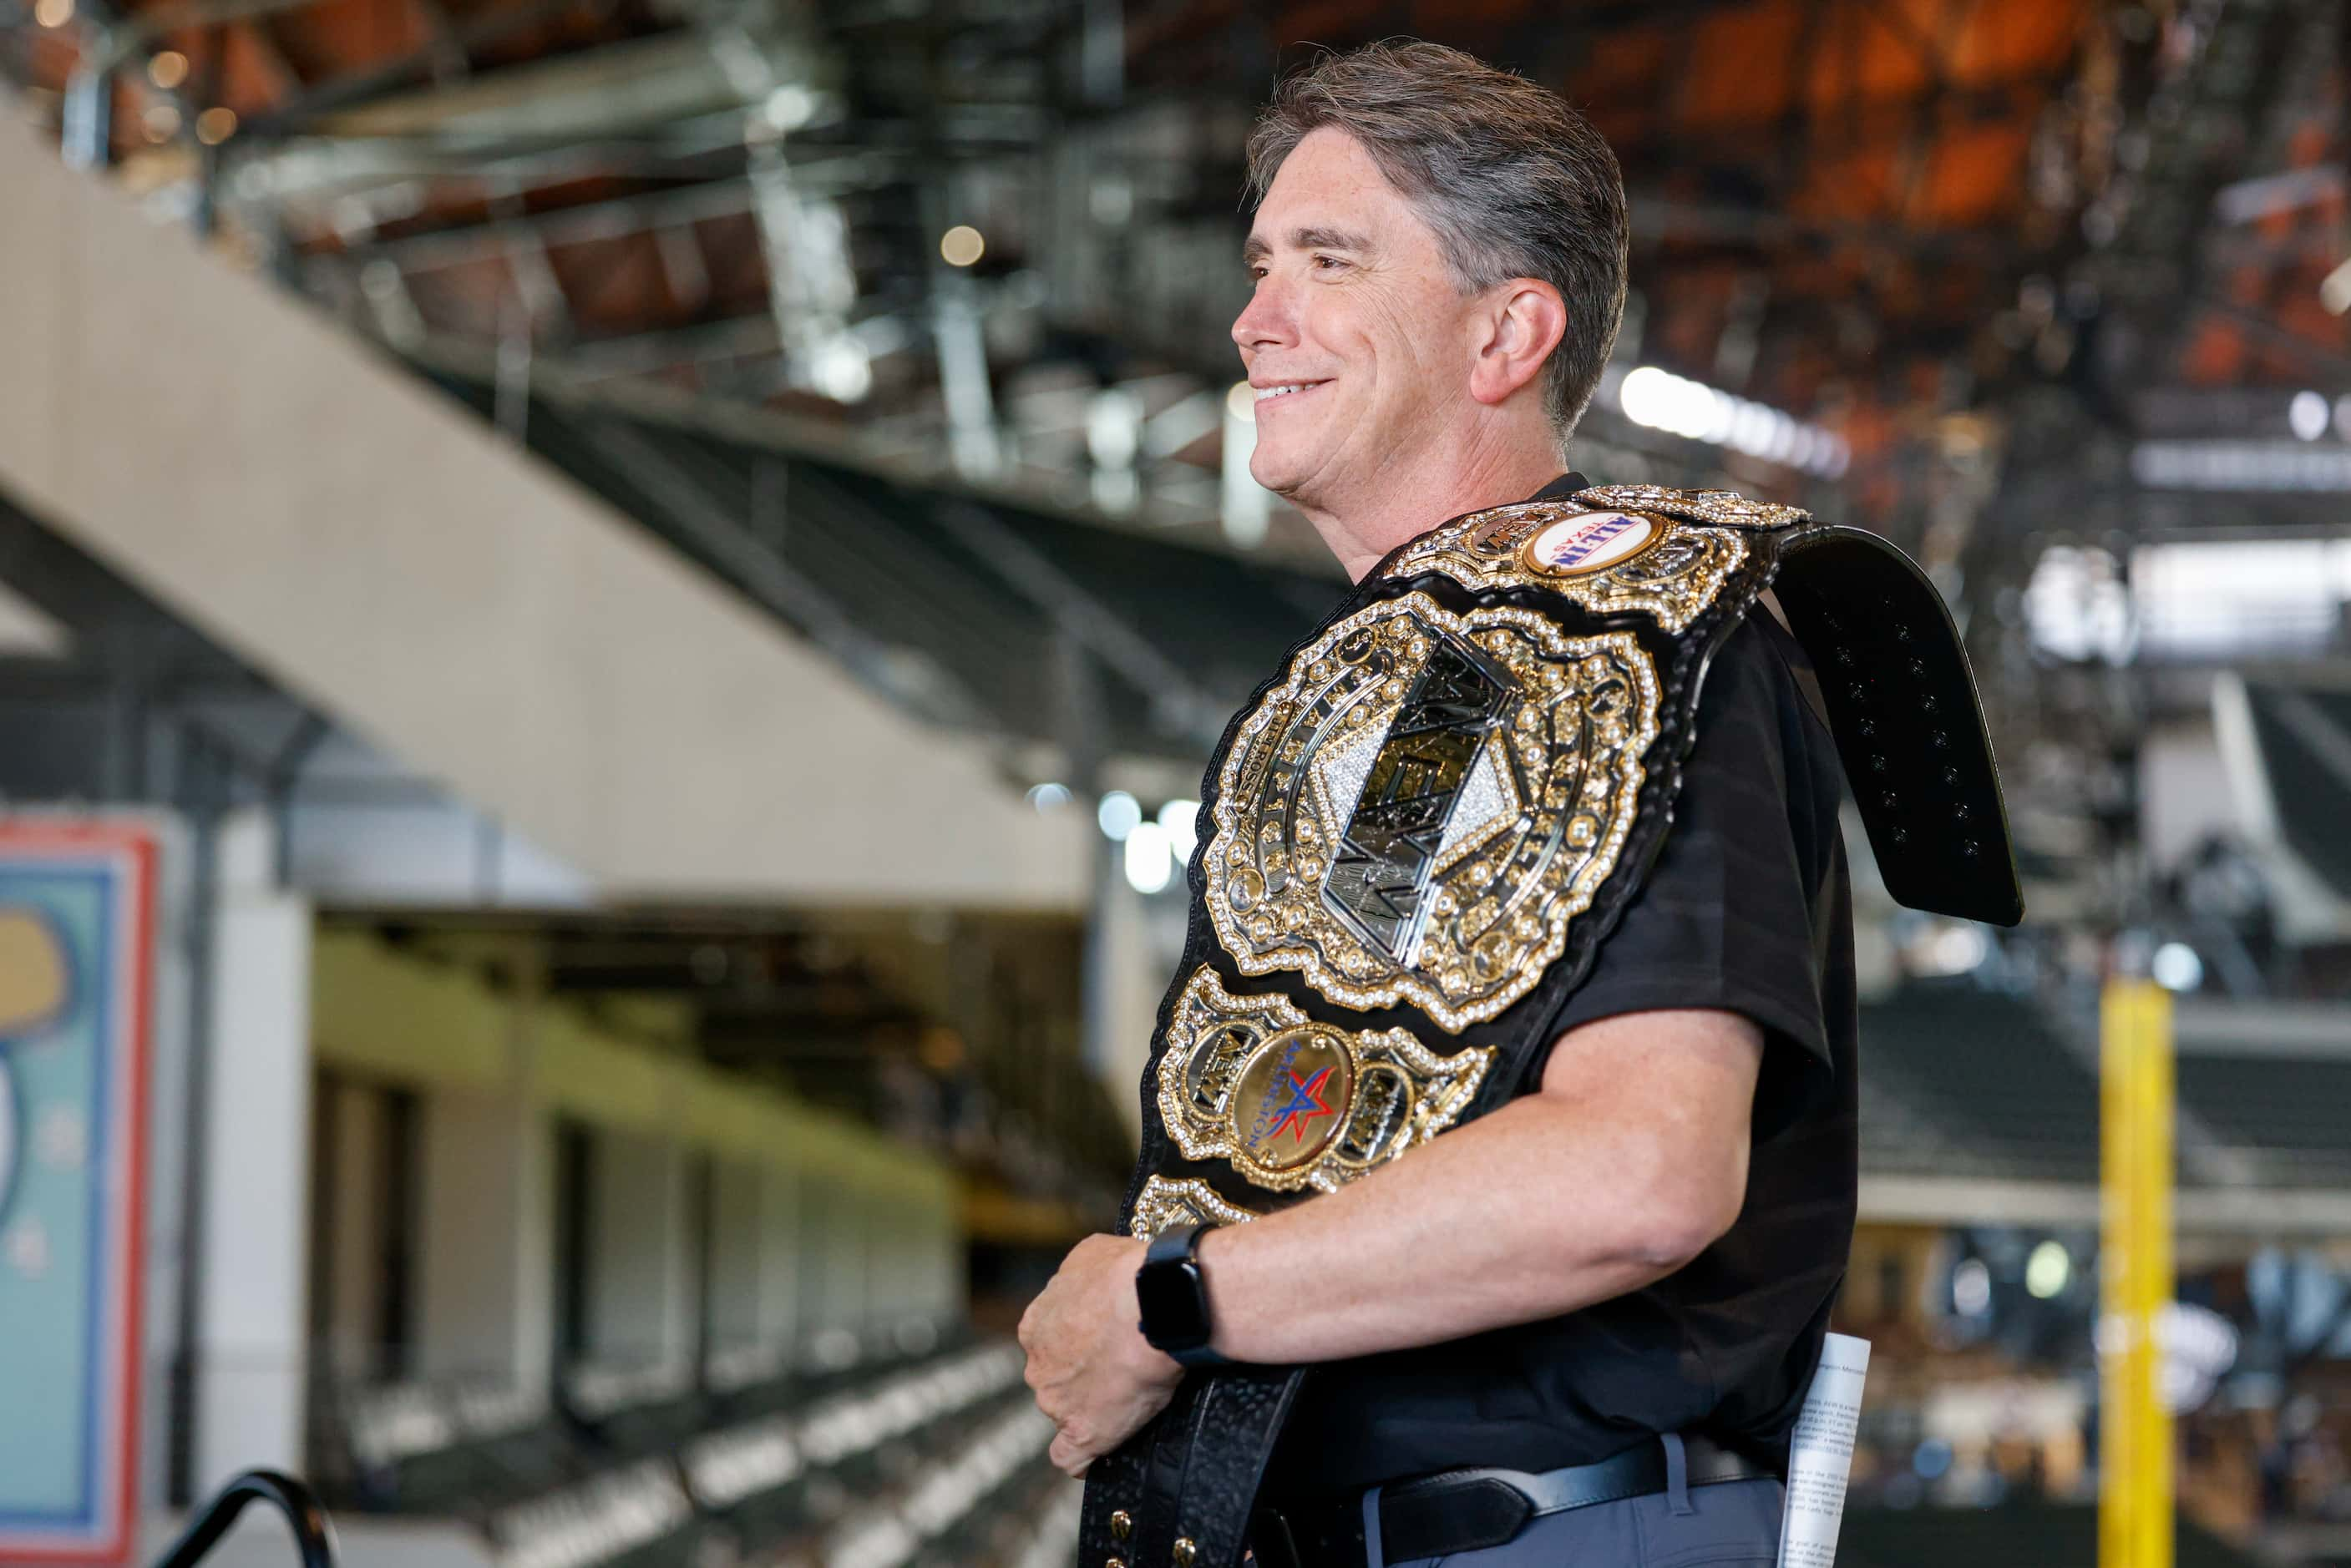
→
(151, 1470, 339, 1568)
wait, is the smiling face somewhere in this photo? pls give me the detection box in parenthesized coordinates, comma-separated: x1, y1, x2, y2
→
(1233, 129, 1489, 516)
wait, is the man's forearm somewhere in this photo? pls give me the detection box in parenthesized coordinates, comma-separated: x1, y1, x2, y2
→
(1193, 1018, 1756, 1366)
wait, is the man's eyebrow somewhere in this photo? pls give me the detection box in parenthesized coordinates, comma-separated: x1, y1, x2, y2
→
(1241, 226, 1376, 266)
(1290, 225, 1372, 253)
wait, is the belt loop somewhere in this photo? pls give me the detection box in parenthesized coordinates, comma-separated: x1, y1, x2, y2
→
(1660, 1433, 1697, 1516)
(1360, 1485, 1386, 1568)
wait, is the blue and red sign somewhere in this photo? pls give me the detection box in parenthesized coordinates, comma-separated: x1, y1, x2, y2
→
(0, 821, 155, 1565)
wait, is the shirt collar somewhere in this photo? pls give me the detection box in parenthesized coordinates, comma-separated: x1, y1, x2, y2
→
(1527, 471, 1592, 503)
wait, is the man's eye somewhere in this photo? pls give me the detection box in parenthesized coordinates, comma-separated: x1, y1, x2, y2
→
(1314, 254, 1347, 270)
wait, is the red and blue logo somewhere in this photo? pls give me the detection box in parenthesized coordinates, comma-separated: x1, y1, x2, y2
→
(1260, 1065, 1335, 1146)
(1523, 510, 1660, 578)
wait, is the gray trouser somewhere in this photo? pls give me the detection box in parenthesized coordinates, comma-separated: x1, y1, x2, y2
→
(1373, 1437, 1784, 1568)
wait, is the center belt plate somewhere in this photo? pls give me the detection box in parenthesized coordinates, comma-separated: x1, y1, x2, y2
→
(1204, 592, 1662, 1033)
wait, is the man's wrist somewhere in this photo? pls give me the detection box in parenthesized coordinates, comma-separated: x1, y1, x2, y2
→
(1136, 1222, 1235, 1369)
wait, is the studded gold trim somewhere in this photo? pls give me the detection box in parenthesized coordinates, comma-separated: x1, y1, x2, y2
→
(1205, 592, 1661, 1034)
(1381, 500, 1745, 633)
(1573, 483, 1810, 533)
(1154, 968, 1494, 1195)
(1129, 1176, 1263, 1239)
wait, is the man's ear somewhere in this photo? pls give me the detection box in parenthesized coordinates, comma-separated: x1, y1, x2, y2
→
(1467, 280, 1568, 407)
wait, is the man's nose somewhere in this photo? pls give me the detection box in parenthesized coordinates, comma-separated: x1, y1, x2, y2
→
(1231, 280, 1295, 356)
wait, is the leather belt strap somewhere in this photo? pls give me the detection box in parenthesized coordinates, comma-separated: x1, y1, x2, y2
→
(1249, 1435, 1781, 1568)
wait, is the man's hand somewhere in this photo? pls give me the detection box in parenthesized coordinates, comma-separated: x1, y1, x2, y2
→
(1019, 1233, 1185, 1477)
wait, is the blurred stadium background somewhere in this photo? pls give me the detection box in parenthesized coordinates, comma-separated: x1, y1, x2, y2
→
(2, 0, 2351, 1564)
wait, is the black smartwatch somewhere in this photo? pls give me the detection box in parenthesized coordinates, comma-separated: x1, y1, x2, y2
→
(1136, 1222, 1232, 1369)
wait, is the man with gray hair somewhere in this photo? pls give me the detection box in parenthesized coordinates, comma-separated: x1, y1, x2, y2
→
(1018, 39, 2017, 1568)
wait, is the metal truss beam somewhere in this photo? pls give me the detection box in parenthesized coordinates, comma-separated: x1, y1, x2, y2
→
(930, 498, 1228, 751)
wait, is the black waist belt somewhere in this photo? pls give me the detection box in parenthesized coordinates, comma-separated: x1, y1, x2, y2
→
(1249, 1435, 1782, 1568)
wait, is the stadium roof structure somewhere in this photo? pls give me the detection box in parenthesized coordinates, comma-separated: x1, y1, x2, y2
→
(6, 0, 2342, 547)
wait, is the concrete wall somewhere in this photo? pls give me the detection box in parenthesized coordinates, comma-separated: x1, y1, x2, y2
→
(317, 1079, 392, 1383)
(0, 119, 1088, 909)
(195, 817, 315, 1496)
(706, 1159, 770, 1353)
(583, 1131, 692, 1368)
(414, 1089, 555, 1386)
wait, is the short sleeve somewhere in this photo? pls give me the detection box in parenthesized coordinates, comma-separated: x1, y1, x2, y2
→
(1538, 616, 1838, 1130)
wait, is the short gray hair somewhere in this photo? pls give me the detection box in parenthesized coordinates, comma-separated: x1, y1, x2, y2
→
(1244, 41, 1629, 458)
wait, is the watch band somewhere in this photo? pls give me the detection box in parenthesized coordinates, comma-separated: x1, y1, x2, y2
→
(1138, 1222, 1234, 1368)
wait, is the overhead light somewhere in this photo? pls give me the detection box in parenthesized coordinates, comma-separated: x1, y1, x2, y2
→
(762, 84, 816, 133)
(1086, 389, 1142, 470)
(1907, 921, 1989, 975)
(1224, 380, 1255, 422)
(808, 334, 872, 403)
(2151, 942, 2203, 993)
(142, 104, 180, 142)
(1096, 791, 1141, 842)
(1616, 365, 1848, 478)
(1158, 799, 1200, 863)
(2025, 1240, 2070, 1299)
(2023, 544, 2135, 665)
(1025, 781, 1071, 812)
(148, 50, 189, 89)
(2321, 257, 2351, 316)
(2290, 389, 2330, 441)
(1123, 822, 1173, 894)
(1952, 1257, 1991, 1316)
(2131, 440, 2351, 492)
(940, 225, 985, 268)
(33, 0, 73, 28)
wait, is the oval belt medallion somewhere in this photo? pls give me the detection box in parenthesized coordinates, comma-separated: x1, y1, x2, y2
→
(1380, 499, 1747, 632)
(1205, 592, 1661, 1033)
(1155, 967, 1494, 1195)
(1522, 509, 1661, 577)
(1230, 1027, 1353, 1173)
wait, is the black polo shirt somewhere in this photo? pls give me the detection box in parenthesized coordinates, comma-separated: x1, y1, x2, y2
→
(1263, 475, 1859, 1497)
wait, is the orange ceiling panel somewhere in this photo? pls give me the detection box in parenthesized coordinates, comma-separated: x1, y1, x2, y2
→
(1572, 22, 1676, 107)
(218, 23, 301, 113)
(1789, 144, 1900, 220)
(1668, 3, 1810, 131)
(546, 232, 667, 331)
(257, 0, 433, 85)
(1947, 0, 2084, 84)
(1917, 121, 2031, 225)
(1804, 3, 1933, 111)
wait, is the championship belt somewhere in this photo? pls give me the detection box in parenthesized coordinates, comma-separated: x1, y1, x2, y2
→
(1078, 485, 2022, 1568)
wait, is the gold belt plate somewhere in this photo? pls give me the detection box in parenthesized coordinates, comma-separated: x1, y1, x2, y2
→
(1382, 498, 1746, 632)
(1205, 591, 1660, 1033)
(1154, 968, 1494, 1196)
(1129, 1176, 1262, 1239)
